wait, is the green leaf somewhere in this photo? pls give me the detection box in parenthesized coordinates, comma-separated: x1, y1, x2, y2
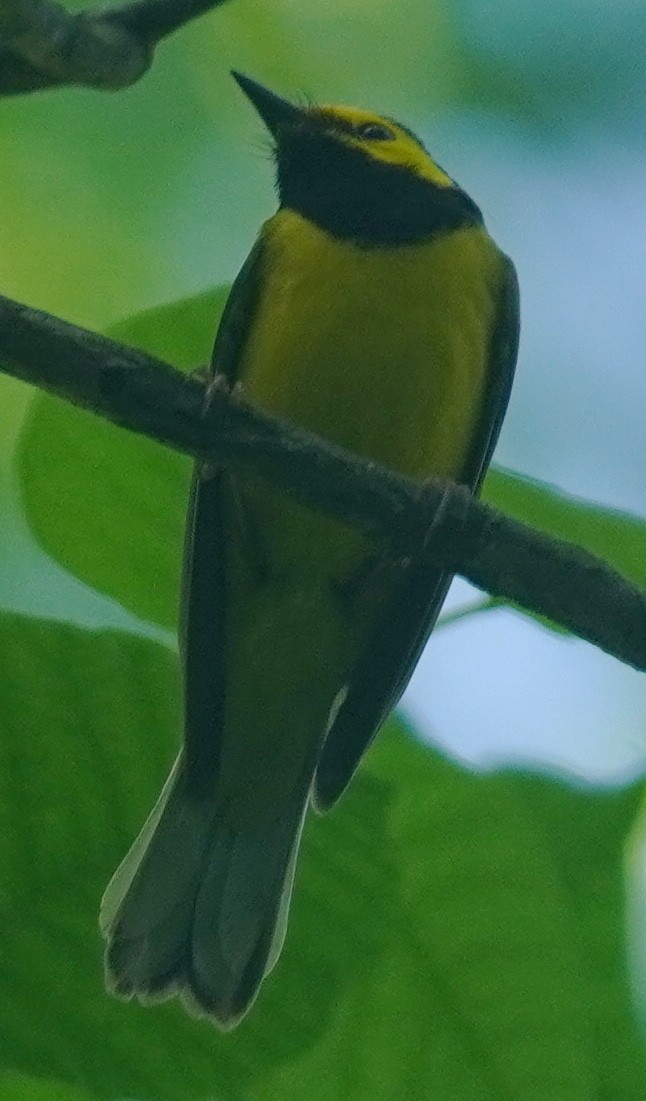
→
(2, 613, 644, 1100)
(269, 733, 645, 1101)
(0, 615, 395, 1100)
(0, 376, 35, 468)
(0, 1072, 99, 1101)
(485, 469, 646, 591)
(107, 287, 231, 369)
(0, 374, 36, 534)
(481, 468, 646, 636)
(17, 289, 229, 629)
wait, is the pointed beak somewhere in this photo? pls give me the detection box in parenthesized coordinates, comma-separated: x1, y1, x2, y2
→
(231, 71, 303, 137)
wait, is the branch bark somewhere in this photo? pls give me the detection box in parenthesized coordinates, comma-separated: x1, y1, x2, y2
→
(1, 291, 645, 673)
(0, 0, 227, 93)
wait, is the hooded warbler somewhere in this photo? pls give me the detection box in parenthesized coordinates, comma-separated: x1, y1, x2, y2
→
(101, 72, 520, 1029)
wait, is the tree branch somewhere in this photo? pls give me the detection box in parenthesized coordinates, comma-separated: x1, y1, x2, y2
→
(1, 291, 645, 672)
(0, 0, 227, 94)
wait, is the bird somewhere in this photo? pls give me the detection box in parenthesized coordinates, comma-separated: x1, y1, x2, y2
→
(100, 72, 520, 1029)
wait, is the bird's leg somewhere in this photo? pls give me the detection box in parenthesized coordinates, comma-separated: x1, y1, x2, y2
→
(197, 371, 245, 481)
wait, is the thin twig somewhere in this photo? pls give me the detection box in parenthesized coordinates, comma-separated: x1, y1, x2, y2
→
(1, 291, 646, 673)
(0, 0, 228, 94)
(436, 597, 506, 631)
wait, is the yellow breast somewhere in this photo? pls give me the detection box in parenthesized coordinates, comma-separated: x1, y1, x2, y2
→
(237, 209, 504, 575)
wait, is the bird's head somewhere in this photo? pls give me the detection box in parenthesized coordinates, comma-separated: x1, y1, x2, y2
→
(232, 72, 482, 246)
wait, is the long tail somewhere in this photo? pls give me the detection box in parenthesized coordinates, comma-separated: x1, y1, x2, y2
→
(100, 754, 306, 1029)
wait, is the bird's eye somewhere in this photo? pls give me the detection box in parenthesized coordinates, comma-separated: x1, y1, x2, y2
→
(355, 122, 395, 142)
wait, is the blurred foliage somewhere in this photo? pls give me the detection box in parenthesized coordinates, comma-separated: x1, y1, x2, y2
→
(485, 471, 646, 593)
(17, 291, 229, 629)
(0, 613, 644, 1100)
(2, 0, 646, 1096)
(2, 0, 641, 334)
(0, 1072, 100, 1101)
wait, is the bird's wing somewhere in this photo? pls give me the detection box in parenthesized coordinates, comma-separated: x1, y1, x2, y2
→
(312, 257, 520, 811)
(180, 239, 266, 794)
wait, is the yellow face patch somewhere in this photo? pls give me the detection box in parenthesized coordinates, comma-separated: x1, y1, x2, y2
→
(314, 104, 454, 190)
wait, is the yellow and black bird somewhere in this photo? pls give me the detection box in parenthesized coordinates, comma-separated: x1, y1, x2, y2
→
(101, 73, 519, 1028)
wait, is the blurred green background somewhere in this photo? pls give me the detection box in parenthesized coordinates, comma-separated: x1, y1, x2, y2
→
(2, 0, 646, 1097)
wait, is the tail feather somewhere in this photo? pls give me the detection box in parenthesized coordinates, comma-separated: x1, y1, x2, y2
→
(101, 755, 307, 1027)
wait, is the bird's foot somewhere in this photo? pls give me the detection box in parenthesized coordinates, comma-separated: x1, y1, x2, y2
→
(198, 374, 246, 481)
